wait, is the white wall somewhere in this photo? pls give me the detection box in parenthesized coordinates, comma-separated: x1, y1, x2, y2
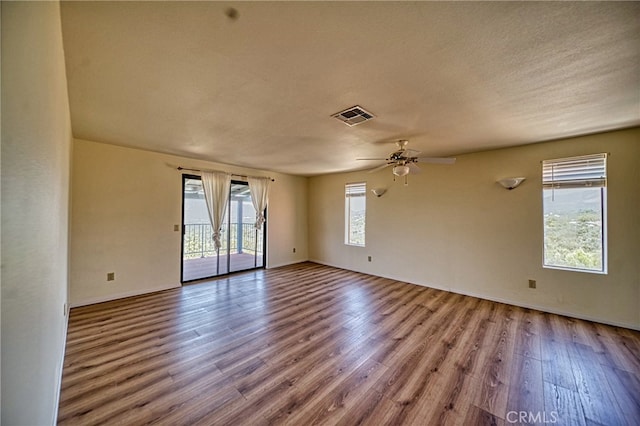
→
(70, 139, 308, 307)
(309, 128, 640, 329)
(1, 1, 72, 424)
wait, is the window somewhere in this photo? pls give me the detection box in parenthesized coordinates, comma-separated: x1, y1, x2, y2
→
(542, 153, 607, 273)
(345, 182, 366, 246)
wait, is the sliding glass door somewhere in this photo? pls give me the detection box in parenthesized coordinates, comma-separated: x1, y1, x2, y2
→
(181, 175, 265, 282)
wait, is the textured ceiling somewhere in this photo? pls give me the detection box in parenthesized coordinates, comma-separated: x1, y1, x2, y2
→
(60, 1, 640, 176)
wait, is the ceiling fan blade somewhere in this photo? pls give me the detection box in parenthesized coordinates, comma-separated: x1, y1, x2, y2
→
(417, 157, 456, 165)
(368, 163, 393, 173)
(403, 149, 422, 158)
(407, 163, 421, 174)
(357, 157, 388, 161)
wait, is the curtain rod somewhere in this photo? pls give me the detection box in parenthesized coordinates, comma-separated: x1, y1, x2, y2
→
(176, 166, 275, 182)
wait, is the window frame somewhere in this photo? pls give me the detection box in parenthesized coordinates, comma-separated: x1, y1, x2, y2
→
(344, 182, 366, 247)
(542, 153, 608, 274)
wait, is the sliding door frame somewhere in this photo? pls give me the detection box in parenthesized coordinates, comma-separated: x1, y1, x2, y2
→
(180, 174, 266, 284)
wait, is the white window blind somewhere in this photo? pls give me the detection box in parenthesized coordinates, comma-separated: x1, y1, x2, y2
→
(542, 153, 607, 189)
(345, 182, 367, 197)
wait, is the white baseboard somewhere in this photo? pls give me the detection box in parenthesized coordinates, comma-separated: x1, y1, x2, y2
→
(451, 288, 639, 331)
(308, 259, 639, 331)
(266, 259, 310, 270)
(70, 283, 181, 308)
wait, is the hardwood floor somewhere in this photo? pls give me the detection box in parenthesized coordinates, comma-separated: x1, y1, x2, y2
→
(58, 262, 640, 425)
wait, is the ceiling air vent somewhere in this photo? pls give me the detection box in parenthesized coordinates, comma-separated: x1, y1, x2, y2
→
(331, 105, 375, 127)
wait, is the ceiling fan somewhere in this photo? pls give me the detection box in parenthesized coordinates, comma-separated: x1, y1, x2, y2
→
(357, 140, 456, 184)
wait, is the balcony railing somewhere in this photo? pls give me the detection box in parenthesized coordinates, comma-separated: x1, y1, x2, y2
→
(183, 223, 263, 259)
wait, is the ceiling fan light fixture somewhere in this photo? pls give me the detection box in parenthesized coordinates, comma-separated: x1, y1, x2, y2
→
(392, 165, 410, 177)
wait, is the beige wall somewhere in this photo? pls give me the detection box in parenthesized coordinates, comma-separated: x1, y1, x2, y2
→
(70, 139, 308, 307)
(309, 128, 640, 329)
(1, 1, 72, 424)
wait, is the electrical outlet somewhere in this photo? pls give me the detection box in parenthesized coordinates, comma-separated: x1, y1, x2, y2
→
(174, 224, 180, 232)
(107, 272, 115, 281)
(368, 256, 372, 262)
(528, 279, 536, 289)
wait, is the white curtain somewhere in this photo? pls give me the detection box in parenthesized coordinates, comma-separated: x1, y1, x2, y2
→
(247, 176, 271, 230)
(201, 171, 231, 250)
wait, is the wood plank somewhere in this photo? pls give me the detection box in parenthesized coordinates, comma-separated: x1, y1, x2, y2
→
(405, 357, 480, 424)
(398, 300, 491, 424)
(514, 308, 542, 360)
(280, 357, 388, 425)
(540, 338, 577, 391)
(570, 343, 627, 426)
(471, 302, 519, 419)
(374, 294, 477, 404)
(333, 389, 404, 426)
(464, 405, 506, 426)
(262, 327, 390, 423)
(505, 354, 545, 426)
(543, 382, 586, 426)
(601, 365, 640, 422)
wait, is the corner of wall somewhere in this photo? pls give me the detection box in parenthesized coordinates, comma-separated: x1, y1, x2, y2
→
(306, 128, 640, 330)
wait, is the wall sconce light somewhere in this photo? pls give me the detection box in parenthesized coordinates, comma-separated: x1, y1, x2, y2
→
(371, 188, 386, 197)
(497, 177, 526, 190)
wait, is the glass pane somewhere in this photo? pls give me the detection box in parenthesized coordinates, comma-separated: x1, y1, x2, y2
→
(543, 187, 604, 272)
(182, 178, 229, 280)
(229, 182, 264, 273)
(348, 195, 366, 246)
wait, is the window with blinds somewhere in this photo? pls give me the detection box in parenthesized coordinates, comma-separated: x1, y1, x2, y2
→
(542, 153, 607, 273)
(345, 182, 366, 246)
